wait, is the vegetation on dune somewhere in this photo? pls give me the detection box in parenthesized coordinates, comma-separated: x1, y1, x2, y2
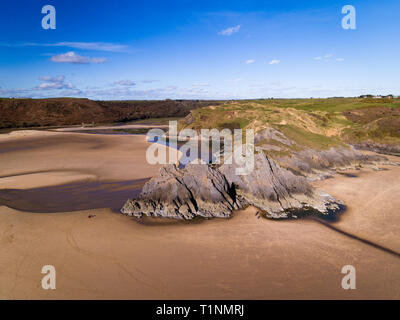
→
(276, 125, 345, 150)
(341, 106, 400, 144)
(179, 98, 400, 157)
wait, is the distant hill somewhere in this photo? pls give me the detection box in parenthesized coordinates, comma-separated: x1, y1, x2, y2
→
(0, 98, 222, 129)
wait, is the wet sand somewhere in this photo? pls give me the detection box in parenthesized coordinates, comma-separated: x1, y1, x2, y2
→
(0, 131, 399, 299)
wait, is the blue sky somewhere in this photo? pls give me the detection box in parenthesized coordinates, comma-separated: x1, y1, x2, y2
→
(0, 0, 399, 99)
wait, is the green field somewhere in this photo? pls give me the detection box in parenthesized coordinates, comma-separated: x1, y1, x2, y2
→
(243, 97, 400, 112)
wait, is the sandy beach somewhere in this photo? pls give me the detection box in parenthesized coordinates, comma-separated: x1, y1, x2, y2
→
(0, 130, 399, 299)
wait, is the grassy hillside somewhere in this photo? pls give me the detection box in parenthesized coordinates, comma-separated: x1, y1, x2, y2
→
(179, 98, 400, 156)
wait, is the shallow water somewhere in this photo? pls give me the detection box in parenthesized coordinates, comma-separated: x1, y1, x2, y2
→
(0, 178, 149, 213)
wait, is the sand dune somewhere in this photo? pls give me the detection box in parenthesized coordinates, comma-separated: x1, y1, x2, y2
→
(0, 131, 399, 299)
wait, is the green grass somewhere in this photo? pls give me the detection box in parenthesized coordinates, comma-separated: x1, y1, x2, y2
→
(216, 118, 250, 130)
(244, 98, 400, 113)
(275, 125, 344, 150)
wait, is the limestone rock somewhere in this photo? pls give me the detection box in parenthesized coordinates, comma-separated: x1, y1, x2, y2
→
(121, 164, 238, 219)
(275, 146, 387, 180)
(353, 141, 400, 156)
(219, 152, 343, 219)
(254, 127, 294, 146)
(121, 152, 344, 220)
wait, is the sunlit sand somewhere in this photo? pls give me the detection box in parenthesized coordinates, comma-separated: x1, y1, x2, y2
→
(0, 131, 399, 299)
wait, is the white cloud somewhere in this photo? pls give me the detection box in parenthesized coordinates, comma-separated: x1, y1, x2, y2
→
(314, 54, 344, 62)
(165, 85, 178, 91)
(1, 42, 129, 52)
(39, 75, 65, 82)
(192, 82, 210, 88)
(49, 42, 129, 52)
(113, 80, 136, 87)
(269, 59, 280, 65)
(35, 75, 75, 90)
(218, 25, 241, 36)
(142, 80, 158, 83)
(245, 59, 255, 64)
(50, 52, 106, 64)
(37, 82, 74, 90)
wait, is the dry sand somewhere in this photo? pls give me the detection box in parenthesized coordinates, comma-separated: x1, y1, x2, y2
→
(0, 130, 399, 299)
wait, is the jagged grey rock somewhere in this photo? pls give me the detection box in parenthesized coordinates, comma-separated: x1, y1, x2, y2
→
(254, 127, 294, 146)
(121, 152, 343, 220)
(219, 152, 343, 218)
(121, 164, 239, 219)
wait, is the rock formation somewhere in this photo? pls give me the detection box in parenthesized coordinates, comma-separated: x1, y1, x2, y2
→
(276, 146, 387, 180)
(121, 152, 344, 220)
(353, 142, 400, 156)
(121, 164, 240, 219)
(219, 152, 342, 218)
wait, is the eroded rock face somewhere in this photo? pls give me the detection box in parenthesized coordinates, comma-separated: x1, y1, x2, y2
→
(121, 164, 239, 219)
(254, 127, 294, 146)
(121, 152, 343, 220)
(253, 127, 391, 180)
(219, 152, 342, 219)
(353, 142, 400, 156)
(276, 146, 387, 180)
